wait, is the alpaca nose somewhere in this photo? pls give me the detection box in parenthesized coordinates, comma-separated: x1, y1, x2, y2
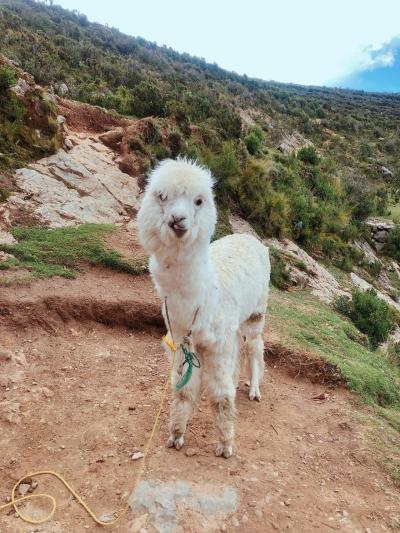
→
(169, 214, 186, 228)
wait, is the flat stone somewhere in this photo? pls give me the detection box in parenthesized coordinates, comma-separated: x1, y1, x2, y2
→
(14, 134, 140, 228)
(130, 480, 238, 533)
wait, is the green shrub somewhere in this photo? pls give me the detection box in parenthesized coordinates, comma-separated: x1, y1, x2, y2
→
(297, 146, 319, 165)
(244, 125, 264, 155)
(0, 66, 17, 92)
(270, 249, 292, 290)
(131, 81, 166, 117)
(384, 226, 400, 262)
(0, 186, 11, 203)
(168, 131, 183, 157)
(335, 289, 397, 350)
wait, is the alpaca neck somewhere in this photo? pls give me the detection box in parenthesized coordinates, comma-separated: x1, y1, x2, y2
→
(151, 238, 217, 337)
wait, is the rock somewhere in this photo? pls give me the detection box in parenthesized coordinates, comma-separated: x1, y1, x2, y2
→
(352, 239, 381, 265)
(99, 128, 124, 150)
(232, 517, 240, 527)
(391, 261, 400, 278)
(11, 78, 29, 97)
(132, 452, 145, 461)
(98, 513, 114, 523)
(0, 349, 12, 362)
(57, 115, 66, 124)
(366, 218, 396, 232)
(185, 447, 199, 457)
(265, 238, 348, 303)
(1, 401, 22, 424)
(57, 82, 69, 96)
(0, 230, 17, 245)
(0, 251, 14, 263)
(374, 230, 389, 243)
(18, 483, 30, 496)
(381, 166, 393, 177)
(41, 387, 54, 398)
(277, 132, 313, 154)
(14, 133, 140, 227)
(130, 480, 237, 533)
(229, 214, 260, 240)
(63, 137, 74, 150)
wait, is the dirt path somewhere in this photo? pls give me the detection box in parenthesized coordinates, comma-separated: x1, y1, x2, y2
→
(1, 268, 399, 533)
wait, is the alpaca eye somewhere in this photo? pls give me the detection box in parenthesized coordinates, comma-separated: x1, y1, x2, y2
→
(195, 198, 203, 206)
(158, 192, 168, 202)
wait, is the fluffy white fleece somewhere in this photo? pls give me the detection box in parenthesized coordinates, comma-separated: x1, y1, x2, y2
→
(137, 158, 270, 458)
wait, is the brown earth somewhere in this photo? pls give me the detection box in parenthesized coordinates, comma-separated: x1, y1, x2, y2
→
(57, 98, 131, 134)
(1, 262, 399, 533)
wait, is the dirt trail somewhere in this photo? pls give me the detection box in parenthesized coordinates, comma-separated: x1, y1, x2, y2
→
(1, 265, 399, 533)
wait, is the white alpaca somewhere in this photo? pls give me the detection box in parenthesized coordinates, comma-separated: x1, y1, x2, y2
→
(137, 158, 270, 458)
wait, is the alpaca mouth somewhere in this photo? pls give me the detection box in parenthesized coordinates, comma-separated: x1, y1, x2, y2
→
(168, 223, 188, 238)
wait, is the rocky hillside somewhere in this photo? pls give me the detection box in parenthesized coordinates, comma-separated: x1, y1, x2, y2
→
(0, 0, 399, 264)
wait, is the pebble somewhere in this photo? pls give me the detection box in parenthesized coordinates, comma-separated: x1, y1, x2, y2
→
(231, 517, 240, 527)
(242, 514, 249, 523)
(18, 483, 31, 496)
(185, 447, 198, 457)
(132, 452, 144, 461)
(255, 509, 263, 518)
(220, 525, 227, 532)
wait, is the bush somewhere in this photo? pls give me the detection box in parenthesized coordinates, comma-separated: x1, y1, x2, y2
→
(297, 146, 319, 165)
(270, 249, 292, 290)
(0, 66, 17, 92)
(335, 289, 397, 349)
(131, 81, 166, 117)
(384, 226, 400, 261)
(0, 186, 10, 203)
(244, 125, 264, 155)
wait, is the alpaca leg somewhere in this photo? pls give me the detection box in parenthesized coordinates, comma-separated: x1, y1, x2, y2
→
(206, 339, 239, 458)
(211, 393, 236, 458)
(167, 366, 201, 450)
(243, 311, 266, 401)
(248, 335, 265, 401)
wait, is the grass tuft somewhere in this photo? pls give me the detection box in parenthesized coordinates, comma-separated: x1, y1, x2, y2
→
(0, 224, 146, 279)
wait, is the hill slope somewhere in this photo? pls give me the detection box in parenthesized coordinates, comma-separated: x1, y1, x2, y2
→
(0, 0, 399, 261)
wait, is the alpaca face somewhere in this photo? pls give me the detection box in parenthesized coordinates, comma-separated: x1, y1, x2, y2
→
(137, 159, 217, 252)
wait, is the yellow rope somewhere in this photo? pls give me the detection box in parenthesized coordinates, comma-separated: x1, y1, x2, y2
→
(0, 340, 178, 527)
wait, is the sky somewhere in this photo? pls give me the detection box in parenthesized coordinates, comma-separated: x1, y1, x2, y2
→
(55, 0, 400, 92)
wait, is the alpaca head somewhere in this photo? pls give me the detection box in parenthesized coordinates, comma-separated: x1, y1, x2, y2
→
(137, 158, 217, 253)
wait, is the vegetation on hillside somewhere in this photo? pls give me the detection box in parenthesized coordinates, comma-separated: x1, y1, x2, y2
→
(0, 0, 399, 266)
(335, 289, 397, 350)
(0, 57, 61, 173)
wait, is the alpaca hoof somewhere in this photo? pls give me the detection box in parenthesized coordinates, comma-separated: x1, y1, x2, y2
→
(249, 386, 261, 401)
(167, 435, 185, 450)
(215, 443, 233, 458)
